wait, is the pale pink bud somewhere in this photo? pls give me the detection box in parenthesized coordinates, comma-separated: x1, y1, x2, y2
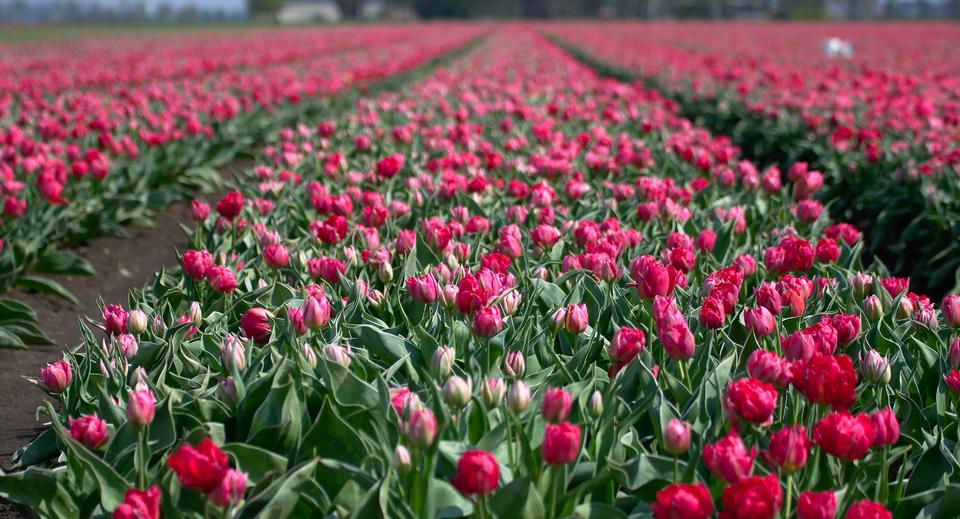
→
(481, 378, 506, 407)
(127, 388, 155, 428)
(508, 381, 531, 413)
(663, 418, 691, 455)
(323, 344, 351, 368)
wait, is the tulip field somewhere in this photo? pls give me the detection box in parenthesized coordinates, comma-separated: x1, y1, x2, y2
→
(2, 21, 960, 519)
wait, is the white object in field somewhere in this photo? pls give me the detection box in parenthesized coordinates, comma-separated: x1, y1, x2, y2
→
(822, 37, 854, 59)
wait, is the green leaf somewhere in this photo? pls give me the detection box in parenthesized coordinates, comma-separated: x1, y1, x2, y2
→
(489, 476, 542, 519)
(0, 467, 79, 518)
(222, 443, 289, 484)
(15, 276, 79, 305)
(33, 251, 95, 276)
(237, 459, 319, 519)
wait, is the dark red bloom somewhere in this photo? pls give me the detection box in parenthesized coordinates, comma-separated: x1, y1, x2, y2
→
(718, 475, 782, 519)
(167, 438, 228, 493)
(215, 191, 244, 220)
(451, 450, 499, 496)
(651, 483, 714, 519)
(813, 412, 875, 461)
(791, 354, 857, 409)
(113, 485, 161, 519)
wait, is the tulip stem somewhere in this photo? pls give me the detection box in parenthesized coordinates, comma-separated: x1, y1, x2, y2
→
(784, 472, 793, 519)
(877, 447, 888, 502)
(505, 411, 515, 468)
(136, 428, 146, 489)
(673, 457, 679, 482)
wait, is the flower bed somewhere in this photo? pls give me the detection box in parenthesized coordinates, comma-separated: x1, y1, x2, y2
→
(543, 22, 960, 297)
(3, 28, 959, 518)
(0, 25, 482, 347)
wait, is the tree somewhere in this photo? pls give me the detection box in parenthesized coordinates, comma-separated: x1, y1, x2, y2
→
(247, 0, 285, 16)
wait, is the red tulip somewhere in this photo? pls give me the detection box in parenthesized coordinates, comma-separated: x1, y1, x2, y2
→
(542, 422, 581, 465)
(472, 306, 503, 338)
(541, 387, 572, 423)
(943, 295, 960, 327)
(609, 327, 645, 374)
(208, 469, 247, 508)
(127, 388, 155, 428)
(870, 408, 900, 446)
(451, 450, 499, 496)
(262, 244, 289, 269)
(791, 354, 857, 409)
(764, 425, 809, 472)
(796, 490, 836, 519)
(239, 308, 271, 343)
(844, 500, 892, 519)
(38, 360, 71, 393)
(103, 304, 128, 336)
(215, 191, 244, 220)
(813, 412, 875, 461)
(68, 414, 109, 449)
(699, 297, 726, 329)
(113, 485, 160, 519)
(406, 274, 440, 304)
(723, 378, 778, 425)
(376, 153, 405, 179)
(662, 418, 691, 455)
(830, 313, 860, 346)
(718, 474, 782, 519)
(406, 408, 437, 449)
(746, 349, 791, 388)
(167, 438, 229, 493)
(630, 255, 678, 300)
(744, 306, 775, 337)
(651, 483, 714, 519)
(945, 370, 960, 394)
(206, 266, 238, 294)
(702, 430, 756, 483)
(181, 250, 214, 280)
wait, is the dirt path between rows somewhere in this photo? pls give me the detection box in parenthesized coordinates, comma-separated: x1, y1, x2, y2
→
(0, 161, 250, 517)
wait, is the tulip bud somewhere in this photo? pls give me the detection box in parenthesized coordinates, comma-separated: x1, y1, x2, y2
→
(897, 297, 915, 319)
(850, 273, 873, 297)
(131, 367, 149, 389)
(302, 344, 318, 369)
(323, 344, 351, 368)
(367, 289, 385, 308)
(188, 301, 202, 325)
(38, 360, 71, 393)
(507, 381, 531, 413)
(541, 387, 572, 423)
(127, 388, 155, 428)
(500, 290, 522, 316)
(864, 295, 884, 321)
(481, 378, 506, 407)
(151, 315, 166, 335)
(220, 333, 246, 371)
(219, 377, 238, 406)
(440, 285, 459, 309)
(406, 408, 437, 449)
(443, 375, 472, 411)
(588, 391, 603, 419)
(126, 310, 148, 335)
(118, 334, 139, 359)
(943, 295, 960, 327)
(503, 351, 526, 379)
(68, 414, 109, 449)
(303, 296, 331, 330)
(949, 337, 960, 368)
(860, 350, 891, 385)
(209, 468, 248, 509)
(394, 445, 412, 473)
(663, 418, 691, 455)
(431, 347, 454, 378)
(378, 262, 394, 283)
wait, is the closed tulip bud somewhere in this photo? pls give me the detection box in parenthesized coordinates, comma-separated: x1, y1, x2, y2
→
(440, 285, 459, 309)
(443, 375, 472, 411)
(744, 306, 776, 337)
(38, 360, 71, 393)
(472, 306, 503, 338)
(765, 425, 809, 472)
(481, 378, 506, 407)
(127, 388, 155, 428)
(663, 418, 691, 455)
(117, 334, 139, 359)
(151, 315, 166, 335)
(239, 308, 271, 343)
(864, 295, 884, 321)
(219, 334, 246, 371)
(541, 387, 572, 423)
(897, 296, 914, 319)
(503, 351, 525, 378)
(500, 290, 522, 316)
(209, 469, 247, 509)
(860, 349, 891, 384)
(850, 273, 873, 297)
(394, 445, 412, 473)
(406, 274, 440, 304)
(950, 337, 960, 368)
(406, 408, 437, 449)
(431, 346, 454, 378)
(302, 344, 317, 369)
(507, 381, 531, 413)
(943, 295, 960, 327)
(552, 306, 567, 330)
(367, 289, 385, 308)
(303, 296, 331, 329)
(126, 310, 148, 335)
(219, 378, 238, 406)
(451, 450, 500, 496)
(188, 301, 202, 325)
(378, 262, 393, 283)
(588, 390, 603, 418)
(131, 367, 149, 389)
(323, 344, 351, 368)
(870, 408, 900, 447)
(542, 422, 581, 465)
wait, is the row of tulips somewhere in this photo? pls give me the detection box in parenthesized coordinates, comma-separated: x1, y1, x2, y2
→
(542, 22, 960, 297)
(0, 25, 483, 347)
(4, 27, 960, 518)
